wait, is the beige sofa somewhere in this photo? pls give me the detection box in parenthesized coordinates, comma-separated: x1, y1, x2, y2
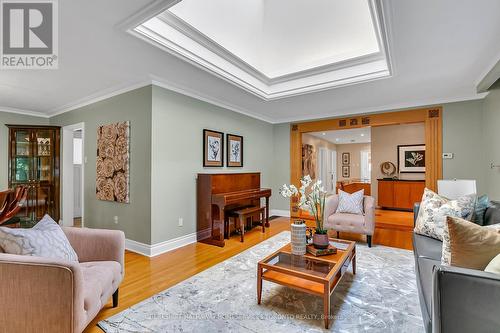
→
(323, 194, 376, 247)
(0, 227, 125, 333)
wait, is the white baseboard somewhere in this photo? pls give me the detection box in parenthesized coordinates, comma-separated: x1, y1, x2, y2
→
(125, 232, 197, 257)
(270, 209, 290, 217)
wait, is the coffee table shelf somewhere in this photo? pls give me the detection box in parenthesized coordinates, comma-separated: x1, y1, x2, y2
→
(257, 238, 356, 329)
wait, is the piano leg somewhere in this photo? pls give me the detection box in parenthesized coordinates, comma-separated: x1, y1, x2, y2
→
(265, 196, 270, 227)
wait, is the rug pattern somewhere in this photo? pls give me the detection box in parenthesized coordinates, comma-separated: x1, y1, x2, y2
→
(99, 232, 424, 332)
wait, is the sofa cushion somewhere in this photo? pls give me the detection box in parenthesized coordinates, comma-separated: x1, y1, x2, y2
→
(0, 215, 78, 262)
(80, 261, 122, 319)
(327, 213, 365, 229)
(442, 216, 500, 270)
(336, 189, 364, 215)
(414, 188, 475, 240)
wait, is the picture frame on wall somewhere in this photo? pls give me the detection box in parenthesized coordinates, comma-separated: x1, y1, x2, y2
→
(398, 144, 425, 173)
(342, 166, 350, 178)
(226, 134, 243, 167)
(203, 129, 224, 167)
(342, 152, 350, 165)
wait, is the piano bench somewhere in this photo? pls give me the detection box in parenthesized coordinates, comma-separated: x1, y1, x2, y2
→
(226, 206, 266, 242)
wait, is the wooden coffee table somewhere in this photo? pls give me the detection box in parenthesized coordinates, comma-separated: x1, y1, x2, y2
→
(257, 239, 356, 329)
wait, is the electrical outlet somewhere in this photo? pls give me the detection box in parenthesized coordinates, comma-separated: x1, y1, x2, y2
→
(113, 216, 119, 224)
(178, 218, 183, 227)
(442, 153, 454, 159)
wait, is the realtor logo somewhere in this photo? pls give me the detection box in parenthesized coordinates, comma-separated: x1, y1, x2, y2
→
(1, 0, 58, 69)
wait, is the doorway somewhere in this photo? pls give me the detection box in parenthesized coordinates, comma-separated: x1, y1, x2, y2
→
(61, 123, 85, 227)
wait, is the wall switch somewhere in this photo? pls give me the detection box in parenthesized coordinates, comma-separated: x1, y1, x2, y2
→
(178, 218, 183, 227)
(113, 216, 119, 224)
(442, 153, 454, 159)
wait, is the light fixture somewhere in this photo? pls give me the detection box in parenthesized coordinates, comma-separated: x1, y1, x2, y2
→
(335, 138, 340, 142)
(322, 132, 326, 136)
(361, 133, 365, 137)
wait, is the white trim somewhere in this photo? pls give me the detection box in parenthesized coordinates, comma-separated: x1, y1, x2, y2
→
(270, 209, 291, 218)
(125, 238, 152, 257)
(48, 79, 152, 117)
(0, 106, 49, 118)
(150, 76, 275, 123)
(126, 0, 393, 101)
(476, 55, 500, 93)
(125, 232, 197, 257)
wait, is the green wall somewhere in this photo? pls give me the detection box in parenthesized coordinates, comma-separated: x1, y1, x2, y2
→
(442, 100, 485, 194)
(0, 112, 48, 188)
(271, 123, 291, 211)
(483, 86, 500, 200)
(151, 86, 275, 244)
(49, 86, 152, 244)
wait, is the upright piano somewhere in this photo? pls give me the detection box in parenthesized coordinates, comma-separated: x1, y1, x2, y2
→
(197, 173, 272, 247)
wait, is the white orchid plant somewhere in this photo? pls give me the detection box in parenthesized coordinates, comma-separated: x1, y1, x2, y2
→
(280, 175, 327, 234)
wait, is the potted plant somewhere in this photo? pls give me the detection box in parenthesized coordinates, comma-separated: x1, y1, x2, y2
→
(280, 175, 329, 249)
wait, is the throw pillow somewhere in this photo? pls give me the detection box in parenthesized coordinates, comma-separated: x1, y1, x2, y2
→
(336, 189, 364, 215)
(414, 188, 476, 240)
(441, 216, 500, 269)
(472, 195, 490, 225)
(0, 214, 78, 262)
(485, 254, 500, 275)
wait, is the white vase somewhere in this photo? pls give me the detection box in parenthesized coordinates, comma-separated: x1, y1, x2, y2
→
(290, 221, 307, 255)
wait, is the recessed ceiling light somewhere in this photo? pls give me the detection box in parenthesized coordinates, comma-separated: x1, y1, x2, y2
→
(361, 133, 365, 137)
(322, 132, 326, 136)
(335, 138, 339, 142)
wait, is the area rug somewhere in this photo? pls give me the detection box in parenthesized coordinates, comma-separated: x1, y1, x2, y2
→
(98, 232, 424, 332)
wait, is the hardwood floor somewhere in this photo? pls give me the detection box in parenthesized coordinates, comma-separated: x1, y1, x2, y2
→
(84, 210, 413, 332)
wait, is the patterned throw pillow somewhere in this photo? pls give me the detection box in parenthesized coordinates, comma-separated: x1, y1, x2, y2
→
(414, 188, 476, 240)
(442, 216, 500, 269)
(0, 214, 78, 262)
(336, 189, 364, 215)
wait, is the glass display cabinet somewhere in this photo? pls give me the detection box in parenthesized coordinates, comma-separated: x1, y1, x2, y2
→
(7, 125, 61, 222)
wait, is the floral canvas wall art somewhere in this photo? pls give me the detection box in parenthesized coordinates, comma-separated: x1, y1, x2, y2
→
(96, 121, 130, 203)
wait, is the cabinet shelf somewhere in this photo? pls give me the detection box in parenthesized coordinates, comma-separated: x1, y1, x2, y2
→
(7, 125, 61, 221)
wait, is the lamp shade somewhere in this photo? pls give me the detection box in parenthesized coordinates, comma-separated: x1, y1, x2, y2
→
(437, 179, 477, 199)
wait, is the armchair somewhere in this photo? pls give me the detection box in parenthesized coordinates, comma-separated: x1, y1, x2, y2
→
(0, 227, 125, 333)
(323, 194, 376, 247)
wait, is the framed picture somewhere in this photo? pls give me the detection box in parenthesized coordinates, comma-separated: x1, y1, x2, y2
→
(302, 144, 316, 179)
(342, 152, 350, 165)
(342, 166, 350, 178)
(398, 144, 425, 173)
(227, 134, 243, 167)
(203, 129, 224, 167)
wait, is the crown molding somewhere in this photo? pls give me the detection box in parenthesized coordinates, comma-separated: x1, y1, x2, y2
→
(476, 54, 500, 93)
(48, 79, 152, 117)
(0, 106, 49, 118)
(150, 75, 275, 124)
(128, 0, 392, 101)
(273, 92, 489, 124)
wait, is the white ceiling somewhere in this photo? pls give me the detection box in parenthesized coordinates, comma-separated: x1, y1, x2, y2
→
(168, 0, 380, 78)
(310, 127, 371, 144)
(0, 0, 499, 123)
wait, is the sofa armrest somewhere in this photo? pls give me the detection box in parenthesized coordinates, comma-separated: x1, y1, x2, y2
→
(63, 227, 125, 274)
(323, 194, 339, 226)
(414, 202, 420, 226)
(432, 265, 500, 333)
(0, 253, 85, 333)
(363, 196, 376, 233)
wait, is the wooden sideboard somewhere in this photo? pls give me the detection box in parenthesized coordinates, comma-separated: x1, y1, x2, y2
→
(378, 179, 425, 210)
(339, 181, 371, 196)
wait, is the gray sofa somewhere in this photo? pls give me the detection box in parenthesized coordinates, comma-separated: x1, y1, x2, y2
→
(413, 201, 500, 333)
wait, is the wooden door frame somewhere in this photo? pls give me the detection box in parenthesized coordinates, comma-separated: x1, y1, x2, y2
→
(290, 107, 442, 217)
